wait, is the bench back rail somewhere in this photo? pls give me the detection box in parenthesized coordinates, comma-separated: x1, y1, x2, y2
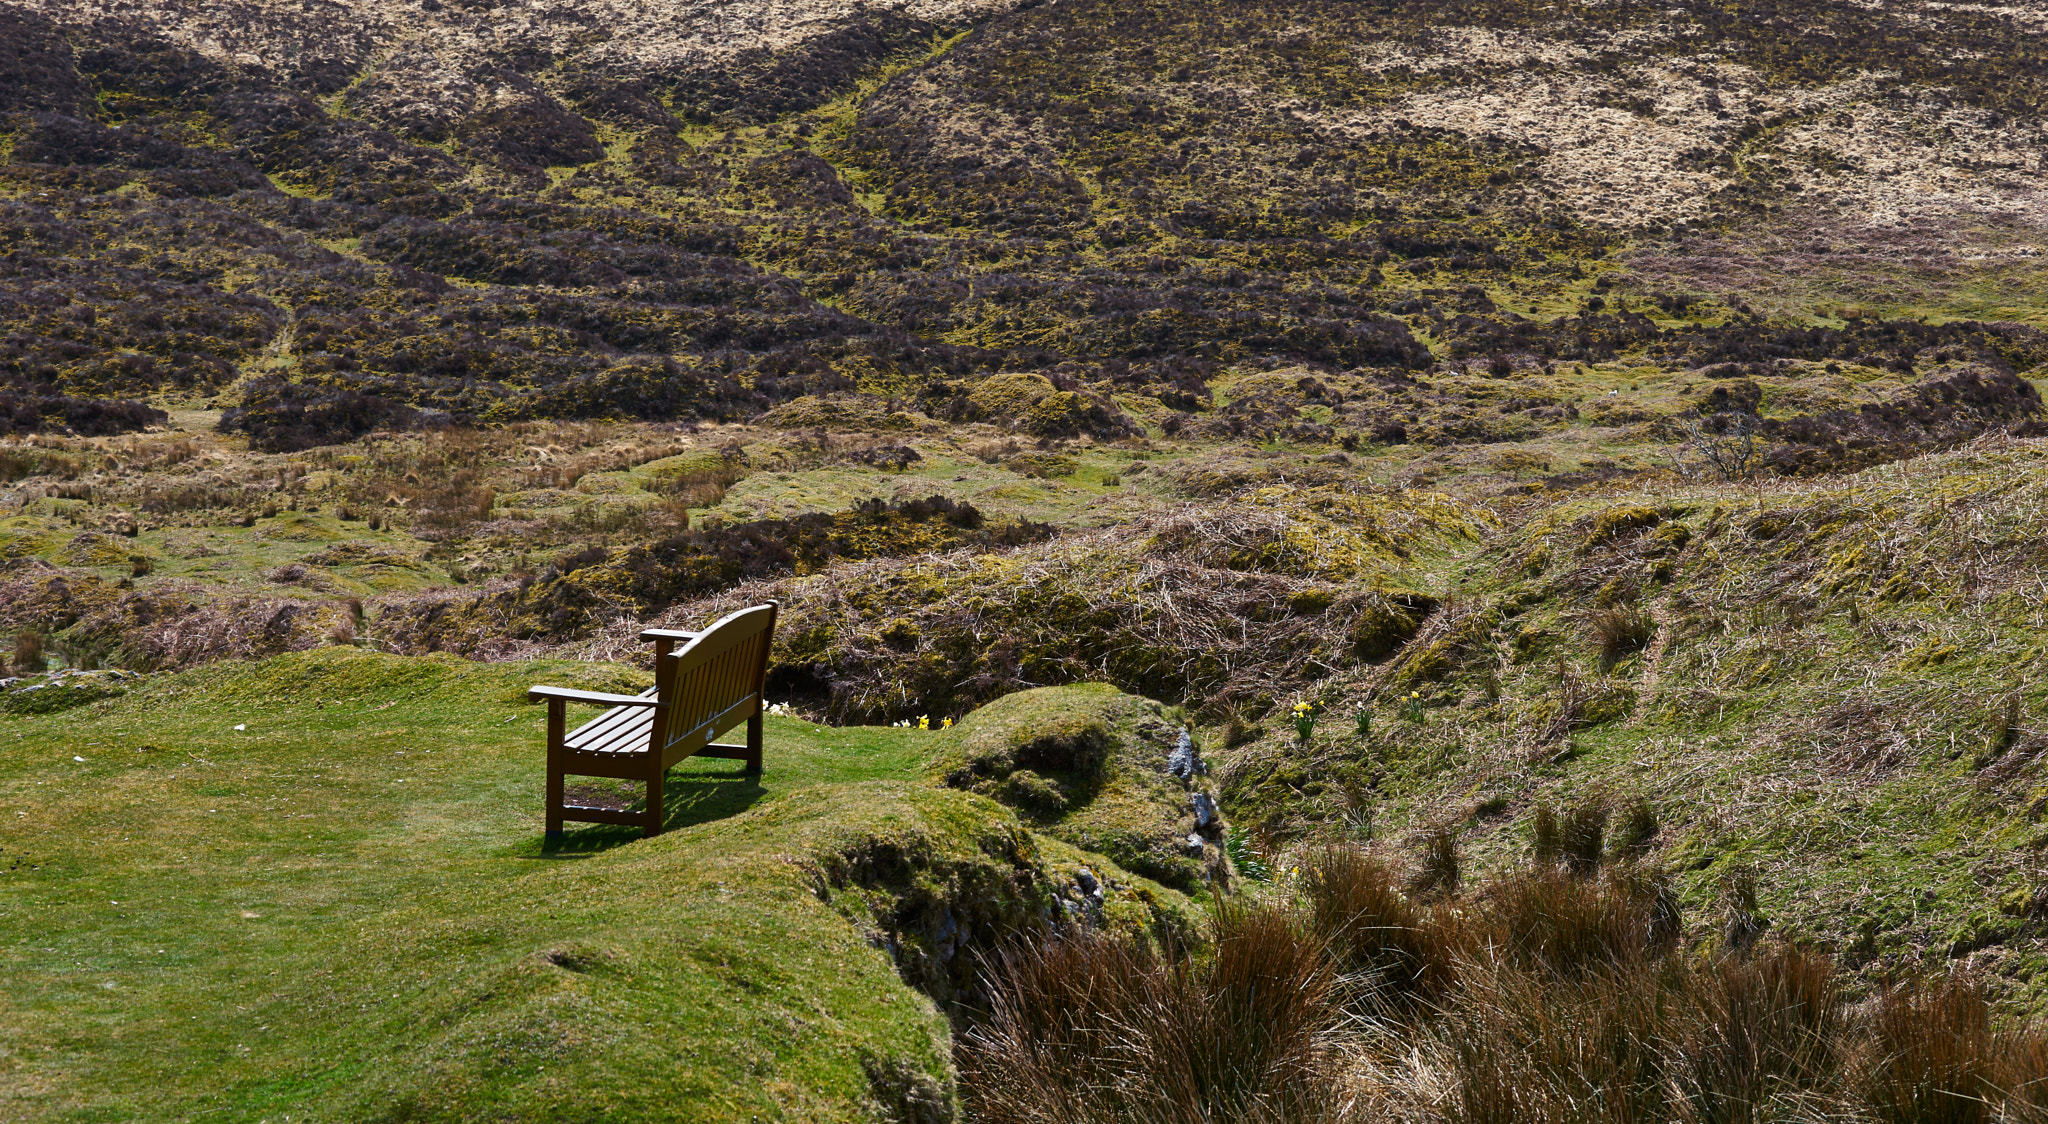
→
(659, 602, 777, 766)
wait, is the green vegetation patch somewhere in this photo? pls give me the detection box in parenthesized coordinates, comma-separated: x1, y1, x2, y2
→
(1207, 441, 2048, 1005)
(0, 647, 1189, 1121)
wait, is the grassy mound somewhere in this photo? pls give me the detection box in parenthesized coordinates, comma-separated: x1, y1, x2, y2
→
(931, 684, 1220, 894)
(0, 648, 1191, 1121)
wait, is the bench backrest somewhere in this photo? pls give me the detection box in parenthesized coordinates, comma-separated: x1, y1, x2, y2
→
(657, 601, 778, 758)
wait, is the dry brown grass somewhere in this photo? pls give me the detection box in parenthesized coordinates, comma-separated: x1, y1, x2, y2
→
(612, 511, 1439, 722)
(1589, 603, 1656, 668)
(960, 837, 2048, 1124)
(1300, 845, 1456, 1011)
(960, 901, 1347, 1124)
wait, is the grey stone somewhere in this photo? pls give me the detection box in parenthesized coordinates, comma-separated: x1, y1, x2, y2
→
(1167, 727, 1207, 781)
(1192, 791, 1217, 830)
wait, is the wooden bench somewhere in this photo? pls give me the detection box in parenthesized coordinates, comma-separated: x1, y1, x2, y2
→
(528, 600, 779, 839)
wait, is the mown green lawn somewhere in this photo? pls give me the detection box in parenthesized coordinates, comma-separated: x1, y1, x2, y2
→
(0, 649, 963, 1123)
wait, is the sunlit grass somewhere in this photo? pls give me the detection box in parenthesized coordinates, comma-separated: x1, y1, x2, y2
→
(0, 648, 955, 1122)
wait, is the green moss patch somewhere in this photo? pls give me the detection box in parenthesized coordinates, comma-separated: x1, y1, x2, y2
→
(931, 684, 1212, 893)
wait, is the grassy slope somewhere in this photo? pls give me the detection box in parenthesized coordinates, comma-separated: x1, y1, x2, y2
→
(1216, 438, 2048, 1005)
(0, 650, 1186, 1122)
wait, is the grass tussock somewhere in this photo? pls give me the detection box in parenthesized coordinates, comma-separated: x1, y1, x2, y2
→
(1589, 602, 1656, 668)
(1300, 845, 1455, 1010)
(959, 902, 1347, 1124)
(961, 833, 2048, 1124)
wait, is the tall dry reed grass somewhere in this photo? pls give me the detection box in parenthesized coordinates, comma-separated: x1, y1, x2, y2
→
(960, 840, 2048, 1124)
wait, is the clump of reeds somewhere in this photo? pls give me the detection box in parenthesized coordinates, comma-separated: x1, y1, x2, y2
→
(957, 824, 2048, 1124)
(1559, 796, 1610, 878)
(1589, 603, 1656, 668)
(1299, 844, 1454, 1010)
(959, 901, 1346, 1124)
(13, 630, 45, 672)
(1408, 825, 1462, 899)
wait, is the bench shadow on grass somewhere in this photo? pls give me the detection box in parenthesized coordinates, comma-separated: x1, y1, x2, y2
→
(517, 767, 769, 859)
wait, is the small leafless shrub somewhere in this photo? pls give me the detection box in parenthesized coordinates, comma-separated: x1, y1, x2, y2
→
(1682, 407, 1765, 480)
(13, 630, 45, 672)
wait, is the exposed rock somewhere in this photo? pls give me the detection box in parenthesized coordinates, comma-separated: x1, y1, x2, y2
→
(1167, 726, 1206, 781)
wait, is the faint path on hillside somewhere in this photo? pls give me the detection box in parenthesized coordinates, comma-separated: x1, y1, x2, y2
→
(1632, 526, 1713, 726)
(1632, 595, 1675, 726)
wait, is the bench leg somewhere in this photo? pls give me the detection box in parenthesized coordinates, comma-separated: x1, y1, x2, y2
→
(545, 701, 566, 841)
(746, 712, 763, 774)
(644, 765, 664, 837)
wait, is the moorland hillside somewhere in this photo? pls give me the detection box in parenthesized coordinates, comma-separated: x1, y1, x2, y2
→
(8, 0, 2048, 1118)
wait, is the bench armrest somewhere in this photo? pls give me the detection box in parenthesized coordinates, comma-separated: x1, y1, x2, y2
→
(527, 686, 666, 707)
(639, 628, 700, 642)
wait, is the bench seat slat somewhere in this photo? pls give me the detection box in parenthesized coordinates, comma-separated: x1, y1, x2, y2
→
(565, 694, 661, 755)
(563, 686, 660, 750)
(567, 723, 653, 756)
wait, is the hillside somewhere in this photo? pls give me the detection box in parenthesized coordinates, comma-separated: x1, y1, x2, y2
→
(4, 0, 2048, 431)
(6, 0, 2048, 1117)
